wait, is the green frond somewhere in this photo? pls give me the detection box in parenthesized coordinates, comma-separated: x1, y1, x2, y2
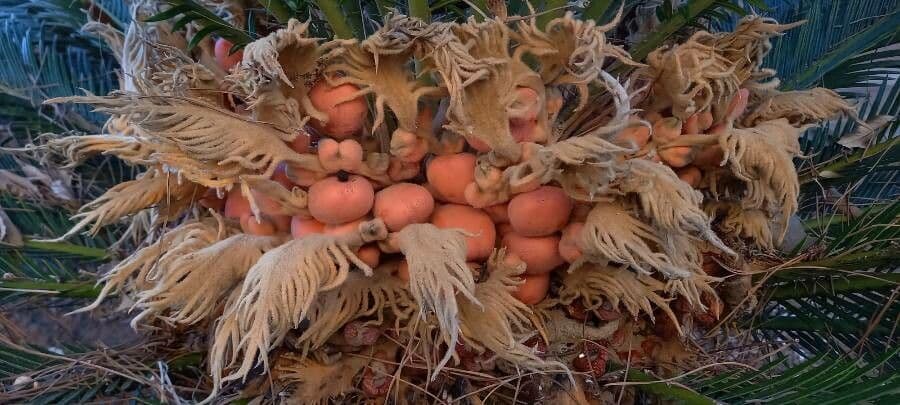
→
(147, 0, 254, 51)
(689, 349, 900, 403)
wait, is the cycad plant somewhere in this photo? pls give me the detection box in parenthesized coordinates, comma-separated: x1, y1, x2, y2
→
(0, 0, 897, 403)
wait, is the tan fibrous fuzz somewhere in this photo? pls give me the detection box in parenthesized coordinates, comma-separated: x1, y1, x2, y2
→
(299, 266, 414, 352)
(581, 202, 692, 279)
(49, 169, 199, 242)
(718, 119, 803, 238)
(131, 233, 284, 327)
(393, 223, 479, 375)
(459, 249, 566, 372)
(558, 263, 680, 334)
(210, 219, 387, 386)
(70, 217, 224, 315)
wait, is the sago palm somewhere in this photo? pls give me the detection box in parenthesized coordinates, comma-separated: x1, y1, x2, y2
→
(0, 0, 897, 403)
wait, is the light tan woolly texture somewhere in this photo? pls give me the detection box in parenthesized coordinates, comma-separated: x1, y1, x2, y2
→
(329, 18, 440, 134)
(719, 118, 802, 234)
(299, 268, 414, 351)
(145, 42, 220, 102)
(643, 34, 740, 119)
(468, 71, 634, 207)
(230, 19, 324, 128)
(619, 159, 733, 255)
(46, 134, 178, 167)
(394, 223, 479, 375)
(432, 19, 533, 163)
(459, 250, 558, 371)
(71, 219, 222, 315)
(132, 234, 284, 327)
(558, 263, 679, 331)
(743, 88, 855, 127)
(514, 11, 636, 109)
(51, 170, 198, 242)
(242, 177, 309, 216)
(703, 17, 802, 84)
(667, 275, 718, 312)
(210, 219, 387, 385)
(712, 203, 775, 250)
(45, 93, 323, 184)
(275, 352, 370, 405)
(581, 202, 690, 279)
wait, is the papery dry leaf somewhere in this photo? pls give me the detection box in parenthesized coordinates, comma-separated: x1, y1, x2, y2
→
(275, 352, 370, 404)
(393, 223, 478, 375)
(210, 219, 387, 387)
(539, 309, 620, 343)
(0, 170, 41, 199)
(838, 115, 893, 149)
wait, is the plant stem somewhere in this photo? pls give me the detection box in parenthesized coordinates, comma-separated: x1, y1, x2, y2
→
(23, 239, 108, 259)
(408, 0, 431, 22)
(257, 0, 293, 23)
(582, 0, 615, 23)
(768, 272, 900, 299)
(629, 0, 717, 62)
(0, 280, 101, 298)
(313, 0, 356, 39)
(609, 367, 715, 405)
